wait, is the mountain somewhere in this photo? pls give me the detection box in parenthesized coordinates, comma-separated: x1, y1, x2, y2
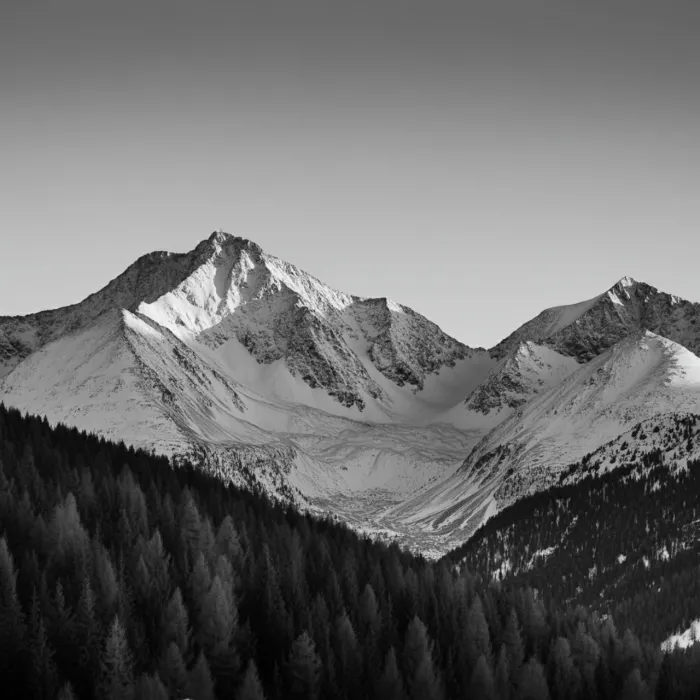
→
(445, 413, 700, 646)
(6, 402, 695, 700)
(3, 232, 700, 555)
(491, 276, 700, 361)
(0, 232, 498, 549)
(384, 330, 700, 547)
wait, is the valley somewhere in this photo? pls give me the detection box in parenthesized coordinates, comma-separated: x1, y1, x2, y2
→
(3, 231, 700, 556)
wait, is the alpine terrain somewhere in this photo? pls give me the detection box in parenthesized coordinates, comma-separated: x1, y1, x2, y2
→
(2, 231, 700, 555)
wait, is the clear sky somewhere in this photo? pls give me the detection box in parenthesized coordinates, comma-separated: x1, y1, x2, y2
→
(2, 0, 699, 348)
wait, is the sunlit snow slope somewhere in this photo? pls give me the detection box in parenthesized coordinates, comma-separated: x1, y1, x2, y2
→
(393, 331, 700, 548)
(0, 232, 497, 548)
(3, 232, 700, 555)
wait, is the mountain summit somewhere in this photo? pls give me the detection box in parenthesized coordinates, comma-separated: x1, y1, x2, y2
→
(491, 276, 700, 362)
(2, 232, 700, 553)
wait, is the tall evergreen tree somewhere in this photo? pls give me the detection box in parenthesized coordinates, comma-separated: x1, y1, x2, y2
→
(237, 659, 266, 700)
(161, 586, 190, 658)
(133, 673, 168, 700)
(465, 594, 492, 669)
(334, 612, 361, 699)
(402, 616, 441, 700)
(547, 637, 580, 700)
(375, 646, 406, 700)
(158, 641, 189, 699)
(503, 607, 525, 684)
(468, 654, 496, 700)
(188, 650, 216, 700)
(516, 657, 550, 700)
(97, 616, 134, 700)
(56, 682, 77, 700)
(0, 536, 26, 695)
(27, 591, 59, 700)
(620, 668, 651, 700)
(286, 631, 321, 700)
(495, 644, 512, 700)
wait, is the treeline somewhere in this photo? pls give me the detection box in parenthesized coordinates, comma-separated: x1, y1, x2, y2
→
(446, 416, 700, 645)
(0, 403, 699, 699)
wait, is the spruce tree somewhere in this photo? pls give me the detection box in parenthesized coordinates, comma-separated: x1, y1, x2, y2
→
(0, 536, 26, 695)
(620, 668, 651, 700)
(56, 682, 77, 700)
(495, 645, 512, 700)
(468, 654, 495, 700)
(376, 646, 407, 700)
(188, 650, 217, 700)
(27, 591, 59, 700)
(402, 616, 441, 700)
(133, 673, 168, 700)
(237, 659, 266, 700)
(547, 637, 580, 700)
(286, 631, 321, 700)
(465, 595, 492, 669)
(97, 615, 135, 700)
(158, 641, 189, 699)
(161, 587, 190, 658)
(334, 612, 361, 699)
(516, 657, 550, 700)
(503, 607, 525, 684)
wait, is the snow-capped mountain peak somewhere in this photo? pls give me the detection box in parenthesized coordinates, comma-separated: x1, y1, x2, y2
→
(3, 233, 700, 555)
(491, 275, 700, 362)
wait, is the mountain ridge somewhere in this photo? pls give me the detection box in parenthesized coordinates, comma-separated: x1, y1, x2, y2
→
(3, 231, 700, 554)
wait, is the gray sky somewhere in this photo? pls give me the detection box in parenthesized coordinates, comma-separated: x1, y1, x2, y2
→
(2, 0, 699, 348)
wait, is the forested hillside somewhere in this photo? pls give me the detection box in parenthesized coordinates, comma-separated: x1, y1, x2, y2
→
(447, 415, 700, 646)
(3, 403, 700, 699)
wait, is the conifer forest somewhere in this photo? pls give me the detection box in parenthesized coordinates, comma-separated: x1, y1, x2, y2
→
(4, 403, 700, 699)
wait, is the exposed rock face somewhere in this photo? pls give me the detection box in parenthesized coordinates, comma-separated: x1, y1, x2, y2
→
(0, 231, 498, 555)
(464, 342, 579, 415)
(0, 232, 480, 409)
(491, 277, 700, 362)
(4, 234, 700, 556)
(403, 331, 700, 542)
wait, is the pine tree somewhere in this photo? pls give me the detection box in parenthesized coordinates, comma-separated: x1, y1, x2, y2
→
(189, 551, 212, 629)
(286, 631, 322, 700)
(547, 637, 579, 700)
(158, 641, 189, 699)
(376, 646, 407, 700)
(333, 612, 361, 699)
(516, 657, 550, 700)
(133, 673, 168, 700)
(411, 651, 444, 700)
(620, 668, 650, 700)
(47, 579, 75, 674)
(495, 645, 512, 700)
(188, 650, 217, 700)
(0, 536, 26, 694)
(468, 654, 495, 700)
(73, 571, 100, 696)
(197, 573, 240, 689)
(215, 515, 243, 568)
(359, 582, 382, 682)
(465, 595, 492, 669)
(93, 541, 119, 624)
(402, 616, 441, 700)
(503, 607, 525, 683)
(618, 628, 644, 680)
(27, 591, 59, 700)
(56, 682, 77, 700)
(237, 659, 266, 700)
(161, 586, 190, 657)
(97, 615, 135, 700)
(179, 488, 203, 570)
(655, 652, 674, 700)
